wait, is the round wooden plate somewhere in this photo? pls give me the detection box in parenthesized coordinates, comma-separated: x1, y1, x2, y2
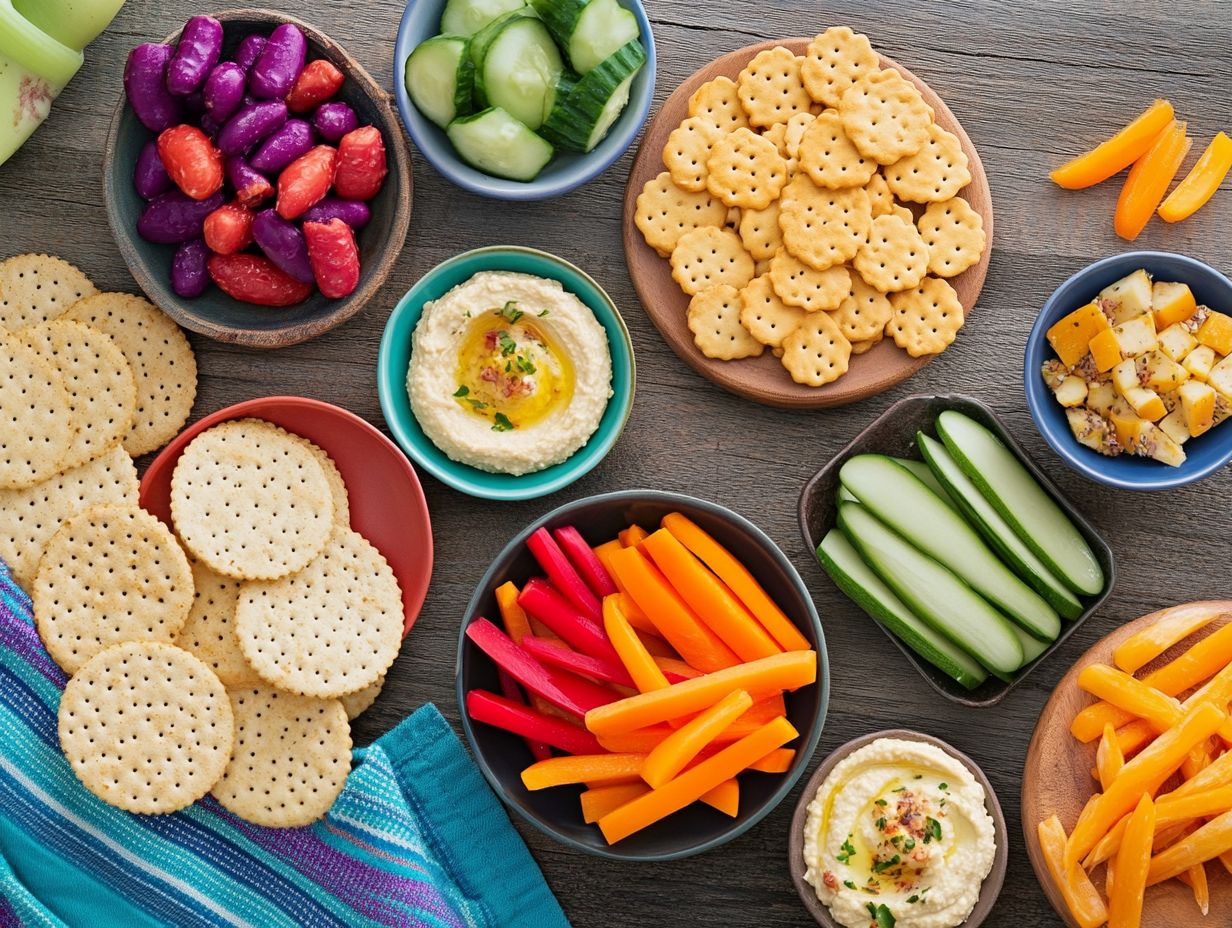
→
(622, 40, 993, 409)
(1022, 601, 1232, 928)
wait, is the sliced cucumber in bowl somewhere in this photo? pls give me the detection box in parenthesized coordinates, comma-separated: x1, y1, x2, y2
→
(475, 15, 563, 130)
(447, 107, 555, 181)
(540, 40, 645, 152)
(405, 35, 476, 129)
(441, 0, 528, 37)
(531, 0, 640, 74)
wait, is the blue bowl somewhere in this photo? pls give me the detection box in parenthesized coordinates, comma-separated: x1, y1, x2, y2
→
(393, 0, 656, 200)
(1025, 251, 1232, 490)
(456, 490, 829, 860)
(377, 246, 635, 500)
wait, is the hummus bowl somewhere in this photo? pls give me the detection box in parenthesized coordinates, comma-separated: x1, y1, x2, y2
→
(457, 489, 829, 860)
(789, 729, 1008, 928)
(378, 246, 635, 500)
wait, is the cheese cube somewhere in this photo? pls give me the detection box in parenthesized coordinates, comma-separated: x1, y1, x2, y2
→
(1066, 407, 1119, 456)
(1110, 314, 1158, 358)
(1046, 302, 1111, 368)
(1182, 345, 1217, 381)
(1157, 324, 1198, 363)
(1087, 381, 1117, 416)
(1143, 426, 1188, 467)
(1099, 269, 1153, 325)
(1209, 354, 1232, 400)
(1158, 388, 1182, 414)
(1111, 359, 1141, 396)
(1055, 375, 1088, 407)
(1197, 311, 1232, 355)
(1135, 350, 1189, 392)
(1215, 392, 1232, 426)
(1088, 327, 1123, 372)
(1110, 406, 1151, 452)
(1158, 408, 1192, 446)
(1152, 280, 1198, 329)
(1123, 385, 1167, 422)
(1179, 381, 1217, 437)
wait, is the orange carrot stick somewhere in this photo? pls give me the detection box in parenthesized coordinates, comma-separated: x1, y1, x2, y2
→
(619, 525, 649, 547)
(1183, 863, 1210, 916)
(1115, 719, 1157, 758)
(1098, 722, 1126, 791)
(1087, 788, 1232, 869)
(522, 753, 648, 790)
(597, 717, 798, 844)
(1050, 99, 1175, 189)
(1148, 809, 1232, 885)
(597, 725, 674, 754)
(1038, 816, 1110, 928)
(748, 748, 796, 774)
(1114, 119, 1190, 241)
(580, 783, 650, 823)
(594, 540, 659, 631)
(642, 689, 753, 788)
(701, 778, 739, 817)
(1078, 663, 1183, 732)
(661, 512, 811, 652)
(1159, 131, 1232, 223)
(1108, 793, 1155, 928)
(654, 656, 701, 679)
(603, 594, 670, 694)
(1113, 604, 1224, 673)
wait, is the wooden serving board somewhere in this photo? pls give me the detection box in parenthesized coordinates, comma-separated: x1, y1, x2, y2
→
(622, 39, 993, 409)
(1022, 601, 1232, 928)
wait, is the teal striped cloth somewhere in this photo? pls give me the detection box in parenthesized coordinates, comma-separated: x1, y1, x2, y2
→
(0, 557, 570, 928)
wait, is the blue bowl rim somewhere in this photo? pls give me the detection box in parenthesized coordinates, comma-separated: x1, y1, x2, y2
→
(392, 0, 657, 201)
(377, 245, 637, 501)
(1024, 250, 1232, 491)
(454, 488, 831, 861)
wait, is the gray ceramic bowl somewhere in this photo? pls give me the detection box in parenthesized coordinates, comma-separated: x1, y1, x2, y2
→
(456, 489, 829, 860)
(788, 729, 1008, 928)
(102, 9, 412, 347)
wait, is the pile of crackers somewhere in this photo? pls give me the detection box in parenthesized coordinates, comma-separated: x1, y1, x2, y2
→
(635, 27, 988, 387)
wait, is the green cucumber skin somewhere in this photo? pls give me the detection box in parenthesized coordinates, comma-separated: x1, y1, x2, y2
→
(468, 10, 536, 72)
(539, 40, 644, 151)
(475, 17, 562, 130)
(816, 530, 987, 691)
(840, 454, 1061, 642)
(405, 36, 476, 129)
(446, 107, 554, 181)
(528, 0, 586, 47)
(441, 0, 528, 37)
(836, 501, 1023, 675)
(918, 432, 1084, 621)
(936, 411, 1105, 597)
(891, 457, 959, 512)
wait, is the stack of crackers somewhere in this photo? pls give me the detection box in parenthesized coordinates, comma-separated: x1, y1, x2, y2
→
(634, 27, 988, 387)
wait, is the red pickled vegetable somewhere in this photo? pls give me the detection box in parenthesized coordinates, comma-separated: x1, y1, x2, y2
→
(554, 526, 619, 598)
(277, 145, 337, 219)
(518, 577, 620, 665)
(497, 670, 552, 761)
(207, 253, 312, 307)
(286, 58, 346, 113)
(333, 126, 387, 200)
(468, 690, 602, 756)
(521, 635, 636, 688)
(202, 201, 254, 255)
(158, 125, 223, 200)
(527, 527, 603, 621)
(225, 157, 273, 207)
(303, 218, 360, 299)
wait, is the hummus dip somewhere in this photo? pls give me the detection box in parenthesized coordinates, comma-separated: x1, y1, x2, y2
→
(802, 738, 996, 928)
(407, 271, 613, 476)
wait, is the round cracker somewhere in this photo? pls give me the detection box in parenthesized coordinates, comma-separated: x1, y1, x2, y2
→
(20, 320, 136, 472)
(212, 686, 350, 828)
(284, 433, 350, 527)
(883, 122, 972, 203)
(635, 171, 729, 258)
(687, 76, 750, 133)
(917, 197, 987, 278)
(170, 418, 335, 581)
(887, 276, 966, 357)
(736, 46, 813, 128)
(0, 330, 75, 489)
(830, 275, 896, 342)
(341, 673, 385, 720)
(174, 559, 261, 688)
(801, 27, 881, 108)
(0, 254, 97, 332)
(853, 213, 932, 293)
(687, 285, 765, 361)
(58, 641, 233, 815)
(798, 111, 877, 190)
(663, 116, 724, 193)
(768, 248, 851, 311)
(34, 503, 194, 674)
(838, 69, 933, 165)
(778, 182, 872, 271)
(781, 309, 852, 386)
(738, 200, 784, 263)
(62, 292, 197, 457)
(0, 445, 138, 591)
(235, 527, 403, 699)
(705, 127, 789, 210)
(670, 226, 755, 296)
(738, 274, 807, 349)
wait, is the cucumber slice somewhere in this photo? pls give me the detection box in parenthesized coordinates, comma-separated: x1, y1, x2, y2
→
(837, 501, 1024, 676)
(446, 106, 554, 181)
(891, 457, 958, 512)
(1011, 621, 1050, 668)
(469, 10, 535, 69)
(918, 433, 1084, 621)
(531, 0, 639, 73)
(840, 454, 1061, 642)
(540, 41, 644, 151)
(936, 410, 1105, 597)
(475, 16, 563, 130)
(817, 529, 987, 691)
(405, 36, 476, 129)
(441, 0, 527, 36)
(837, 484, 859, 504)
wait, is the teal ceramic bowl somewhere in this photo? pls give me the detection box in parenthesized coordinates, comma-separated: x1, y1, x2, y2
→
(377, 246, 635, 500)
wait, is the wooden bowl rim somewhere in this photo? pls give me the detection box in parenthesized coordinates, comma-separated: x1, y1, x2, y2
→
(621, 38, 993, 409)
(101, 7, 413, 348)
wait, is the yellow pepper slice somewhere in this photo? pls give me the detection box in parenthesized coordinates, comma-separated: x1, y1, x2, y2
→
(1114, 120, 1191, 241)
(1050, 99, 1175, 189)
(1158, 131, 1232, 222)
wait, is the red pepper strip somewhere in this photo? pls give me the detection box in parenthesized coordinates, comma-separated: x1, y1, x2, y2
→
(466, 690, 603, 756)
(1114, 120, 1190, 241)
(554, 525, 619, 598)
(496, 670, 552, 761)
(1159, 131, 1232, 223)
(518, 577, 621, 665)
(521, 635, 636, 689)
(526, 527, 603, 621)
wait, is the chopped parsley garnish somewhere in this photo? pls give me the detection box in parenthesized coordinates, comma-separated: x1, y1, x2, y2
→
(903, 838, 915, 851)
(938, 782, 949, 792)
(866, 902, 896, 928)
(874, 798, 888, 807)
(871, 854, 900, 873)
(892, 786, 907, 792)
(906, 895, 919, 904)
(538, 308, 550, 316)
(836, 835, 856, 864)
(466, 398, 488, 411)
(924, 817, 942, 843)
(876, 816, 887, 831)
(499, 301, 524, 323)
(516, 354, 536, 374)
(453, 385, 469, 397)
(843, 880, 857, 891)
(498, 332, 518, 356)
(491, 412, 514, 432)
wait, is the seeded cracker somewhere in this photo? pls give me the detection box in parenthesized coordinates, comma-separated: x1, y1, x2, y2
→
(635, 172, 729, 257)
(174, 559, 261, 688)
(705, 127, 789, 210)
(0, 254, 97, 332)
(59, 641, 233, 814)
(801, 27, 881, 109)
(781, 309, 852, 386)
(736, 46, 813, 128)
(664, 116, 725, 193)
(798, 111, 877, 189)
(853, 212, 931, 293)
(670, 226, 755, 295)
(838, 69, 932, 165)
(687, 285, 765, 360)
(687, 76, 750, 132)
(768, 248, 851, 312)
(888, 276, 966, 356)
(917, 197, 987, 278)
(739, 274, 807, 349)
(883, 122, 971, 203)
(0, 330, 75, 489)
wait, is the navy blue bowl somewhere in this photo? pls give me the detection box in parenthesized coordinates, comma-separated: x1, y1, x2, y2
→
(1025, 251, 1232, 490)
(456, 490, 829, 860)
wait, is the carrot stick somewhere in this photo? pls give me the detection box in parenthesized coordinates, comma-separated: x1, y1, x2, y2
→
(1114, 604, 1224, 673)
(654, 656, 701, 680)
(1078, 663, 1183, 732)
(1050, 99, 1174, 189)
(1114, 119, 1190, 241)
(597, 725, 674, 754)
(594, 540, 659, 631)
(1098, 722, 1125, 791)
(1038, 816, 1110, 928)
(1085, 787, 1232, 869)
(1148, 808, 1232, 885)
(496, 581, 533, 643)
(619, 525, 649, 547)
(580, 783, 650, 823)
(1159, 131, 1232, 223)
(700, 778, 739, 817)
(1115, 719, 1157, 758)
(1109, 793, 1155, 928)
(748, 748, 796, 774)
(642, 689, 753, 788)
(603, 594, 670, 693)
(584, 650, 816, 737)
(597, 717, 797, 844)
(641, 528, 781, 662)
(522, 753, 648, 790)
(661, 512, 811, 652)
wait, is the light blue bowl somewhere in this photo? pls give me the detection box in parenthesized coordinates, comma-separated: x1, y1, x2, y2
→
(392, 0, 656, 200)
(1025, 251, 1232, 490)
(377, 246, 636, 500)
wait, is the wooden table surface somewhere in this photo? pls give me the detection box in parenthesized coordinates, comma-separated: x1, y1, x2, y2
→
(4, 1, 1230, 925)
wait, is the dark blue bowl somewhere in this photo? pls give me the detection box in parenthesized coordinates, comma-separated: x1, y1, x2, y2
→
(1025, 251, 1232, 490)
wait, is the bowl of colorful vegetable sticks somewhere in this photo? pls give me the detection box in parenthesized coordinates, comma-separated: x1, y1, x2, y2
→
(456, 489, 828, 860)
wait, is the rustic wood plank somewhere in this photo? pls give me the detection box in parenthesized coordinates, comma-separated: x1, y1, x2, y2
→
(1, 1, 1230, 925)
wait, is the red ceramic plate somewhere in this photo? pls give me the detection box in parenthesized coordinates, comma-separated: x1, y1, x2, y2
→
(140, 396, 433, 636)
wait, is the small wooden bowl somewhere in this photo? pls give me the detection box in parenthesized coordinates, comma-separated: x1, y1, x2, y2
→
(622, 39, 993, 409)
(102, 9, 412, 348)
(1022, 602, 1232, 928)
(789, 728, 1008, 927)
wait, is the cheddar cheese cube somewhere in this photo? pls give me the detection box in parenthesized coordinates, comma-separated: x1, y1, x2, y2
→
(1046, 302, 1110, 368)
(1152, 280, 1198, 329)
(1179, 381, 1217, 437)
(1099, 270, 1153, 325)
(1110, 314, 1157, 357)
(1087, 327, 1123, 372)
(1197, 311, 1232, 355)
(1157, 324, 1198, 363)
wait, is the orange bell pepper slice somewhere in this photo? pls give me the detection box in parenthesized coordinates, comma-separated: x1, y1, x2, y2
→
(1113, 603, 1224, 674)
(580, 782, 650, 823)
(1114, 119, 1191, 241)
(1108, 793, 1155, 928)
(603, 595, 670, 694)
(1148, 808, 1232, 885)
(521, 753, 647, 790)
(1050, 99, 1174, 189)
(1097, 722, 1125, 791)
(1159, 131, 1232, 223)
(1038, 816, 1109, 928)
(1085, 786, 1232, 870)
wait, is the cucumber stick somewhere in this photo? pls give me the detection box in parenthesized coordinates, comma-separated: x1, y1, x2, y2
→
(540, 41, 644, 151)
(817, 529, 987, 691)
(446, 107, 554, 180)
(405, 36, 475, 129)
(837, 502, 1024, 675)
(936, 411, 1105, 596)
(918, 433, 1084, 621)
(441, 0, 527, 36)
(840, 455, 1061, 641)
(891, 457, 958, 512)
(531, 0, 640, 73)
(475, 16, 562, 130)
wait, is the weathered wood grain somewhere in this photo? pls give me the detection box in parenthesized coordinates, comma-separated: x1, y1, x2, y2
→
(1, 1, 1230, 925)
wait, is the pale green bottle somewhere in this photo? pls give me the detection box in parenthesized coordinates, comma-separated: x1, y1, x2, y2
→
(0, 0, 125, 166)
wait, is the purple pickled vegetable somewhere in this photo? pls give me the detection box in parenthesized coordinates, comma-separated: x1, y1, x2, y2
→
(233, 34, 267, 73)
(171, 239, 210, 297)
(199, 114, 222, 138)
(301, 197, 370, 228)
(124, 43, 183, 132)
(313, 102, 358, 143)
(248, 24, 306, 100)
(203, 62, 246, 123)
(137, 190, 225, 243)
(133, 140, 172, 199)
(167, 15, 224, 96)
(249, 119, 313, 173)
(217, 100, 288, 156)
(183, 89, 206, 119)
(225, 157, 274, 207)
(251, 209, 315, 283)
